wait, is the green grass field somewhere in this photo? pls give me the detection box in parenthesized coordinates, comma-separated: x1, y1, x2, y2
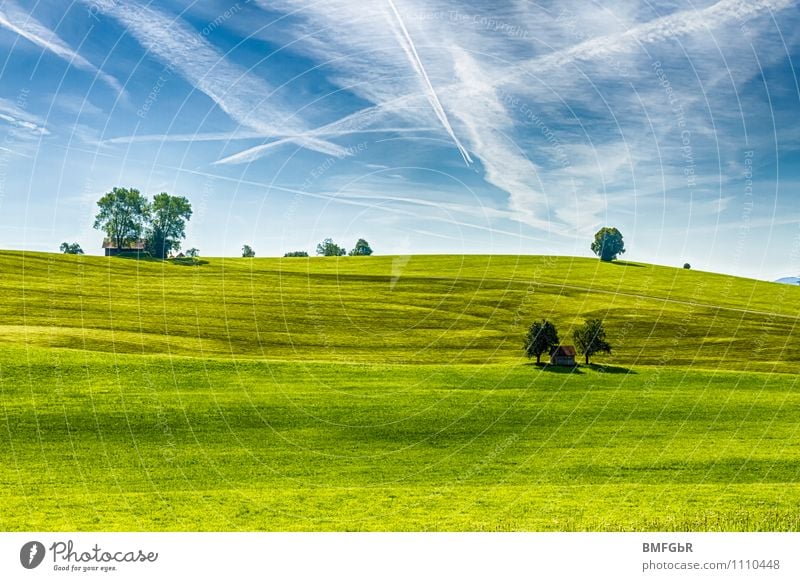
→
(1, 251, 799, 530)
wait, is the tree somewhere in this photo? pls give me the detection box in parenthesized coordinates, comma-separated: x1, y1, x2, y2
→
(573, 319, 612, 365)
(683, 263, 691, 270)
(93, 187, 150, 251)
(59, 242, 84, 255)
(591, 227, 626, 262)
(283, 251, 309, 257)
(186, 248, 199, 258)
(242, 244, 255, 258)
(145, 193, 192, 259)
(523, 320, 560, 364)
(348, 238, 373, 256)
(316, 238, 346, 256)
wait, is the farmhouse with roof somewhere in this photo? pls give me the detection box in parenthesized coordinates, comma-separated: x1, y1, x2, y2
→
(550, 345, 577, 366)
(102, 238, 146, 256)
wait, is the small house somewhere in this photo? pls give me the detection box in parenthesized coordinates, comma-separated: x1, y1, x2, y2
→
(102, 238, 146, 256)
(550, 345, 577, 366)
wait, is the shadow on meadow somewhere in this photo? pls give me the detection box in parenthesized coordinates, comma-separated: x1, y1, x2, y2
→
(112, 253, 208, 266)
(609, 260, 645, 268)
(524, 362, 585, 375)
(523, 363, 636, 375)
(170, 258, 209, 267)
(586, 363, 637, 375)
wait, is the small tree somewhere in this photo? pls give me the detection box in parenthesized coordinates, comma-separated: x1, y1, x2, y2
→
(348, 238, 373, 256)
(284, 251, 309, 257)
(591, 227, 625, 262)
(242, 244, 255, 258)
(683, 263, 691, 270)
(93, 187, 150, 251)
(186, 248, 199, 258)
(573, 319, 612, 365)
(146, 193, 192, 259)
(59, 242, 84, 255)
(523, 320, 560, 364)
(316, 238, 346, 256)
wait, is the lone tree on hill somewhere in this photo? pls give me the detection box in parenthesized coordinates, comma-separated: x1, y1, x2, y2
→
(59, 242, 84, 255)
(591, 227, 625, 262)
(573, 319, 612, 365)
(348, 238, 373, 256)
(523, 319, 560, 364)
(146, 193, 192, 259)
(683, 263, 691, 270)
(316, 238, 346, 256)
(242, 244, 255, 258)
(93, 187, 149, 251)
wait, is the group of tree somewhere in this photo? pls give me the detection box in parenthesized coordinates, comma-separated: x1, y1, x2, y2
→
(314, 237, 373, 257)
(59, 242, 84, 255)
(524, 318, 612, 365)
(240, 239, 373, 259)
(93, 187, 193, 259)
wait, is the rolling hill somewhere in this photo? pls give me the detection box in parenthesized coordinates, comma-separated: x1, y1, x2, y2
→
(0, 251, 798, 531)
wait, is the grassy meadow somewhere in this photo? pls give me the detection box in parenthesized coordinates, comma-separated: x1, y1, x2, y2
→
(1, 250, 799, 530)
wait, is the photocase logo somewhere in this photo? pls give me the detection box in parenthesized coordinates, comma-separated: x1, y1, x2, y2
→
(20, 541, 45, 569)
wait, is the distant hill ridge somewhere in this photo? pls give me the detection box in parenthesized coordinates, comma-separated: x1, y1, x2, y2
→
(0, 251, 798, 371)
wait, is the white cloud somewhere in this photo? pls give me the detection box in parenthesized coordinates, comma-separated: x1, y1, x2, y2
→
(82, 0, 346, 157)
(0, 0, 121, 93)
(0, 97, 49, 135)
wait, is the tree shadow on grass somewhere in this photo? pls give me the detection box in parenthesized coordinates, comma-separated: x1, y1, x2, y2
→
(608, 260, 645, 267)
(586, 363, 637, 375)
(112, 254, 208, 266)
(113, 252, 158, 262)
(524, 362, 585, 375)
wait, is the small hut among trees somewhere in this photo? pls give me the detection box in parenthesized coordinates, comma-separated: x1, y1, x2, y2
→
(550, 345, 577, 366)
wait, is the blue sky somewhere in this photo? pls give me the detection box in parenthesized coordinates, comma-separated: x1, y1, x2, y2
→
(0, 0, 798, 280)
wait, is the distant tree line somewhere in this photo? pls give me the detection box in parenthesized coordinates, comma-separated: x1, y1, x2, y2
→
(277, 238, 373, 258)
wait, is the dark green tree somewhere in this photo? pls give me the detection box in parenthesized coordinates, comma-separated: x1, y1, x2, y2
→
(573, 319, 612, 365)
(348, 238, 373, 256)
(523, 320, 560, 364)
(284, 251, 309, 257)
(683, 263, 691, 270)
(316, 238, 346, 256)
(591, 227, 626, 262)
(242, 244, 255, 258)
(93, 187, 150, 251)
(146, 193, 192, 259)
(59, 242, 84, 255)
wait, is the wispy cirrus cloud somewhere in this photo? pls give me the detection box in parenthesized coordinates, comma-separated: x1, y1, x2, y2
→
(0, 97, 49, 135)
(0, 0, 121, 93)
(200, 0, 797, 243)
(81, 0, 346, 157)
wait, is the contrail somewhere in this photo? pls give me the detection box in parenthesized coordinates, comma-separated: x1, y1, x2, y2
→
(386, 0, 472, 165)
(0, 2, 122, 93)
(212, 93, 433, 165)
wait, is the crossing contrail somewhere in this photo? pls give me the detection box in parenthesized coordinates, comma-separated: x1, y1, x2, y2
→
(386, 0, 472, 165)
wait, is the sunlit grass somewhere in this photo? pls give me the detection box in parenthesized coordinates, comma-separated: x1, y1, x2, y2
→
(0, 251, 798, 530)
